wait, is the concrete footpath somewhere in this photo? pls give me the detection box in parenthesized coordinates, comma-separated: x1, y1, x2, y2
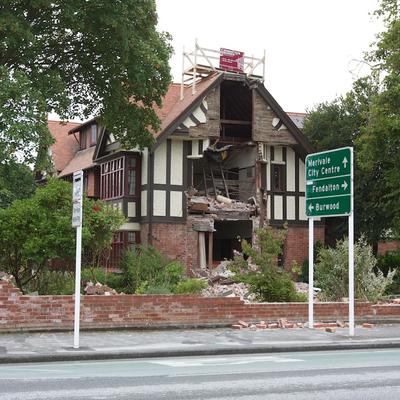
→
(1, 324, 400, 364)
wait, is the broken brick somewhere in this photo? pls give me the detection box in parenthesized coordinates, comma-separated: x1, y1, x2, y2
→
(325, 327, 336, 333)
(238, 320, 249, 328)
(268, 323, 279, 329)
(232, 324, 242, 330)
(362, 323, 374, 329)
(336, 320, 346, 328)
(256, 323, 267, 329)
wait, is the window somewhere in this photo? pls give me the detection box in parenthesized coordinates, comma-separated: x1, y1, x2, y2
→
(126, 157, 137, 196)
(107, 231, 140, 269)
(100, 157, 124, 200)
(90, 124, 97, 146)
(272, 164, 285, 192)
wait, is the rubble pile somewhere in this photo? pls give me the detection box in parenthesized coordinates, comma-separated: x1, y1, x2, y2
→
(201, 282, 256, 302)
(232, 319, 375, 331)
(187, 194, 256, 214)
(0, 272, 14, 283)
(201, 260, 256, 302)
(232, 318, 304, 330)
(84, 281, 118, 295)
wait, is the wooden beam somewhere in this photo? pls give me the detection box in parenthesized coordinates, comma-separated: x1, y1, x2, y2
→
(220, 119, 252, 126)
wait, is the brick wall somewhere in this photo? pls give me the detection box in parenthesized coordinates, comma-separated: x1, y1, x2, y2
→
(1, 279, 399, 332)
(284, 225, 325, 268)
(141, 221, 199, 273)
(377, 240, 400, 255)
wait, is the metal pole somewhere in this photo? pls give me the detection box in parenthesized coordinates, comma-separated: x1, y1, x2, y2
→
(349, 147, 355, 336)
(192, 39, 197, 95)
(73, 224, 82, 349)
(180, 45, 185, 101)
(308, 217, 314, 329)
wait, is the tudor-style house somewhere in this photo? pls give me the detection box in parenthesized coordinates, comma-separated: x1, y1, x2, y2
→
(49, 65, 324, 272)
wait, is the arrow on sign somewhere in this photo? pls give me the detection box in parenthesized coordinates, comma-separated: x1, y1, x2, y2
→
(342, 157, 348, 169)
(341, 180, 348, 190)
(308, 203, 314, 213)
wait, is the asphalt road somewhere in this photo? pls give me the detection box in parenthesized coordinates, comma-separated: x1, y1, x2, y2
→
(0, 349, 400, 399)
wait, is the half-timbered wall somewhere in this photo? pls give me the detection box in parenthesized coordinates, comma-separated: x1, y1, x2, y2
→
(262, 144, 307, 224)
(145, 138, 188, 221)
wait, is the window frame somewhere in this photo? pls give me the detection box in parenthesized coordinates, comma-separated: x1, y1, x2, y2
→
(272, 163, 285, 192)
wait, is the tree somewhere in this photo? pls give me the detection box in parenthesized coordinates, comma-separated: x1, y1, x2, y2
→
(0, 179, 124, 292)
(303, 0, 400, 248)
(0, 161, 36, 208)
(0, 1, 172, 166)
(303, 78, 389, 248)
(356, 0, 400, 238)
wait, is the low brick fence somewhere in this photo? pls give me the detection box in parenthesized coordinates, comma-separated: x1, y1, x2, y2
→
(1, 279, 400, 332)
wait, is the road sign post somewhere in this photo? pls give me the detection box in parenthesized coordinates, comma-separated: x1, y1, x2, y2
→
(305, 147, 354, 336)
(72, 170, 83, 349)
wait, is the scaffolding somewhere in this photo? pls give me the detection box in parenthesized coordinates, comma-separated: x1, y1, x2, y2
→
(181, 40, 266, 100)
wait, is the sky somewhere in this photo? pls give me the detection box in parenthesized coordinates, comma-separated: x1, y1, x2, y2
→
(156, 0, 383, 113)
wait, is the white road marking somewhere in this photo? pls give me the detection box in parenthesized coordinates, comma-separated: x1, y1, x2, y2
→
(150, 355, 302, 367)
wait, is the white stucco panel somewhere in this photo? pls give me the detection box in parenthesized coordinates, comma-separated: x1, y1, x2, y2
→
(153, 190, 166, 216)
(141, 148, 148, 185)
(170, 140, 183, 185)
(274, 146, 282, 162)
(170, 191, 183, 217)
(299, 196, 307, 220)
(286, 196, 296, 220)
(154, 142, 167, 184)
(127, 202, 136, 218)
(141, 190, 147, 217)
(286, 147, 296, 191)
(274, 195, 283, 220)
(299, 159, 305, 192)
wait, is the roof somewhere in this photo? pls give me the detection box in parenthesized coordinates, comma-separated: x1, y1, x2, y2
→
(152, 73, 223, 147)
(287, 112, 307, 129)
(58, 147, 96, 177)
(48, 120, 81, 173)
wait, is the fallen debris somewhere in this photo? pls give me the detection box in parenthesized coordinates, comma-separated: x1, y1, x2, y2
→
(238, 320, 249, 328)
(362, 323, 374, 329)
(84, 281, 118, 295)
(325, 327, 336, 333)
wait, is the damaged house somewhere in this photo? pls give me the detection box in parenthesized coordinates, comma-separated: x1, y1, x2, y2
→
(49, 49, 324, 272)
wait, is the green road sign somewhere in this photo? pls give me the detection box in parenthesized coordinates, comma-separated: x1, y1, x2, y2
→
(306, 175, 350, 199)
(306, 196, 351, 217)
(305, 147, 353, 217)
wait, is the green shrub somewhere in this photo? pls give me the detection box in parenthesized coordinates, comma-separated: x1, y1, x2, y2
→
(243, 268, 302, 302)
(30, 269, 75, 295)
(119, 245, 185, 294)
(81, 267, 123, 292)
(377, 249, 400, 294)
(136, 283, 173, 294)
(229, 226, 299, 302)
(315, 236, 395, 302)
(174, 278, 208, 294)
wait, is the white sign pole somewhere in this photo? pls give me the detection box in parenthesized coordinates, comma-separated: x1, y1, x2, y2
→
(72, 170, 83, 349)
(348, 148, 355, 336)
(308, 217, 314, 329)
(73, 224, 82, 348)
